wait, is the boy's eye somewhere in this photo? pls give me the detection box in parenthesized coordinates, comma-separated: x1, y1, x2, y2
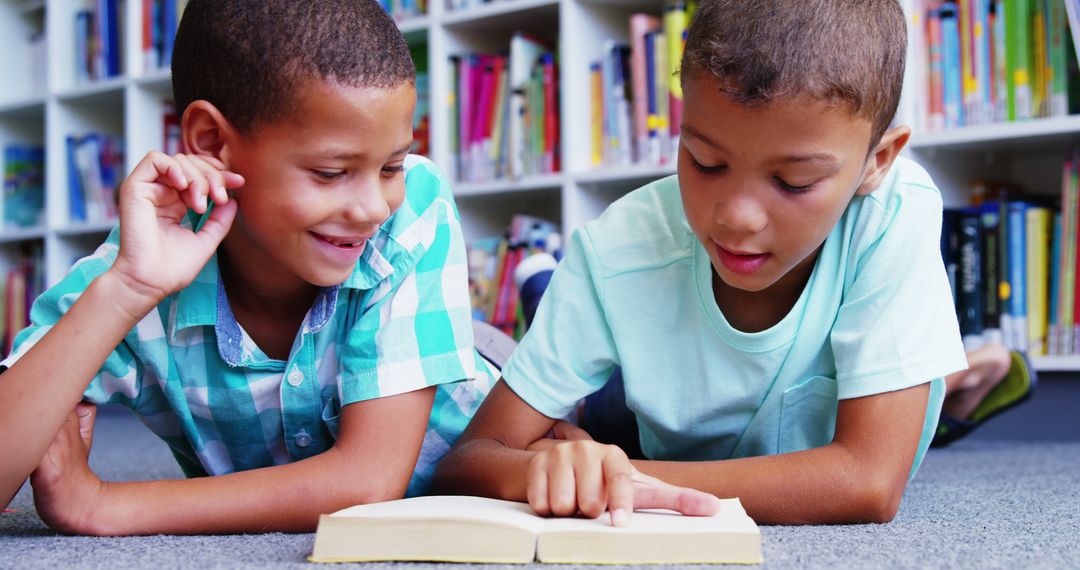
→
(690, 157, 726, 174)
(775, 177, 814, 194)
(313, 170, 345, 181)
(382, 165, 406, 176)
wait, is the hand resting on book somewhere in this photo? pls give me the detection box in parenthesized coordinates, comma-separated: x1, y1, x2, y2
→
(526, 421, 722, 526)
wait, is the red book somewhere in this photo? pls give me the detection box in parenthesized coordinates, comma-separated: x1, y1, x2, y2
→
(541, 54, 558, 174)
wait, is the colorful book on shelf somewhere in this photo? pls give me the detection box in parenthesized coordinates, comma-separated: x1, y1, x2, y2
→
(664, 0, 688, 149)
(2, 145, 45, 230)
(590, 61, 604, 166)
(1003, 202, 1029, 351)
(941, 3, 965, 127)
(508, 33, 547, 180)
(66, 133, 124, 224)
(1048, 0, 1070, 116)
(1006, 0, 1033, 121)
(308, 495, 762, 565)
(1026, 206, 1052, 354)
(957, 209, 985, 346)
(1070, 152, 1080, 353)
(927, 3, 947, 130)
(979, 200, 1004, 346)
(1048, 211, 1062, 354)
(468, 214, 559, 335)
(1055, 152, 1078, 355)
(629, 13, 661, 164)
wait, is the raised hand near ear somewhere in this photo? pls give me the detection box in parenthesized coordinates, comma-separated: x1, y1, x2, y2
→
(109, 152, 245, 313)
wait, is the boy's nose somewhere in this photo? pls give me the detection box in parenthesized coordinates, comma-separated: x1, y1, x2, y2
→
(343, 181, 391, 226)
(714, 191, 768, 234)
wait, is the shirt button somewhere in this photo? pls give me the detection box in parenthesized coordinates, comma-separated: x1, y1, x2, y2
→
(287, 368, 303, 386)
(295, 429, 311, 448)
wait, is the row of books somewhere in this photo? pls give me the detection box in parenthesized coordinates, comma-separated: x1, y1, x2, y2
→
(141, 0, 188, 73)
(467, 214, 560, 337)
(942, 151, 1080, 356)
(378, 0, 427, 19)
(2, 145, 45, 231)
(918, 0, 1080, 130)
(589, 3, 695, 168)
(1, 245, 44, 357)
(449, 34, 560, 183)
(66, 133, 124, 224)
(76, 0, 124, 82)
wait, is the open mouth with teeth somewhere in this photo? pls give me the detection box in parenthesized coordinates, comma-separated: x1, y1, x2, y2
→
(312, 232, 366, 249)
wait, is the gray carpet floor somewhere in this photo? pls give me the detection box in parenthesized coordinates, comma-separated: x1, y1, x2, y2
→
(3, 394, 1079, 569)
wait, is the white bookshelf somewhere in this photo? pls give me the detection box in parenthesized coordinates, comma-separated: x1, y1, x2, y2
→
(2, 0, 1079, 373)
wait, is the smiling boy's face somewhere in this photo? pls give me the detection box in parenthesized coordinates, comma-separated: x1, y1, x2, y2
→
(220, 79, 416, 290)
(678, 73, 881, 302)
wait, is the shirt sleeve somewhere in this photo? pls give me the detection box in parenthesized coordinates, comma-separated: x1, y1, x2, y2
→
(500, 226, 619, 419)
(831, 175, 968, 400)
(0, 228, 145, 408)
(337, 158, 477, 405)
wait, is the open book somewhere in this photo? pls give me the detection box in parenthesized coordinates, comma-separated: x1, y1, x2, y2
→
(309, 495, 762, 564)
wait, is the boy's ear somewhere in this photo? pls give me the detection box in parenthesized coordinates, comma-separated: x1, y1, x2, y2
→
(181, 100, 237, 165)
(855, 125, 911, 196)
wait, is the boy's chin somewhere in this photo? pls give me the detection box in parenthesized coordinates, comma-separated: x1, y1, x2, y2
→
(302, 267, 356, 288)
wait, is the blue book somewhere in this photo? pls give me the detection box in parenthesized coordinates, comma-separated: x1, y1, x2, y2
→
(75, 10, 93, 82)
(1005, 202, 1028, 351)
(162, 0, 177, 68)
(66, 136, 87, 222)
(644, 31, 658, 164)
(941, 4, 964, 127)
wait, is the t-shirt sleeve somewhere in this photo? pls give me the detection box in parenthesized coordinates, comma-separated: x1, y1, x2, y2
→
(0, 229, 145, 408)
(831, 177, 968, 400)
(336, 159, 477, 405)
(500, 226, 619, 419)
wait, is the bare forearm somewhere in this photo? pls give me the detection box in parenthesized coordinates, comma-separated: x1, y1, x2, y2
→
(634, 444, 907, 524)
(433, 439, 535, 501)
(87, 448, 406, 535)
(0, 271, 157, 508)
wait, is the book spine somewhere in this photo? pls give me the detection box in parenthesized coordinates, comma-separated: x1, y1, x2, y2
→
(1047, 0, 1069, 116)
(1006, 0, 1032, 121)
(1007, 202, 1028, 351)
(980, 202, 1003, 341)
(629, 14, 660, 163)
(1026, 207, 1050, 354)
(590, 62, 604, 167)
(958, 210, 985, 347)
(928, 4, 947, 130)
(1048, 211, 1062, 355)
(942, 4, 964, 127)
(664, 0, 687, 148)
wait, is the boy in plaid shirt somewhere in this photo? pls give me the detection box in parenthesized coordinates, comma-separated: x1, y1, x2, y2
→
(0, 0, 493, 534)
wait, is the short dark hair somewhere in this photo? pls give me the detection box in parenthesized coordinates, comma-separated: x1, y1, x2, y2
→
(681, 0, 907, 146)
(172, 0, 415, 133)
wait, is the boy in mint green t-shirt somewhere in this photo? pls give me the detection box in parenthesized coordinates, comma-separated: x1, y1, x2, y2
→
(435, 0, 967, 525)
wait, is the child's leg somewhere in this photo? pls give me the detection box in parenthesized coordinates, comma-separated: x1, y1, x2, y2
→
(941, 343, 1012, 420)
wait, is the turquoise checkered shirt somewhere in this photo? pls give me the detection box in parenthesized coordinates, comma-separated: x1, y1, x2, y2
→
(2, 155, 495, 496)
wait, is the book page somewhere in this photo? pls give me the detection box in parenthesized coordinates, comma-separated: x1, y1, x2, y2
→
(536, 499, 762, 564)
(329, 495, 545, 534)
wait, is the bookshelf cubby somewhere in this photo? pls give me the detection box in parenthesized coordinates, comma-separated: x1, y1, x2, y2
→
(1, 0, 1079, 372)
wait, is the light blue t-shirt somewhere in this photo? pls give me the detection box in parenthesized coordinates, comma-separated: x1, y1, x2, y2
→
(501, 156, 968, 477)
